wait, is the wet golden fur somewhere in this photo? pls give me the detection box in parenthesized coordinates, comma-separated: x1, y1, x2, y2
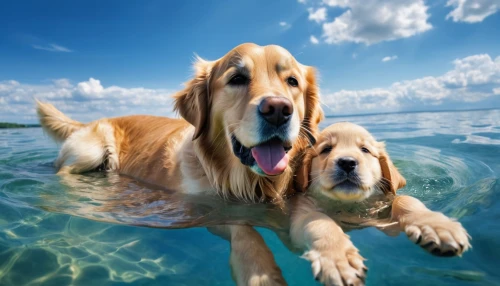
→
(36, 43, 323, 204)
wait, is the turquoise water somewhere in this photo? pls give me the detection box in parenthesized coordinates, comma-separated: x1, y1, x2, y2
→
(1, 109, 499, 285)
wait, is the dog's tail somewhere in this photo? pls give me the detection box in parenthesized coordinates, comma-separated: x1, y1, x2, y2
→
(36, 100, 84, 142)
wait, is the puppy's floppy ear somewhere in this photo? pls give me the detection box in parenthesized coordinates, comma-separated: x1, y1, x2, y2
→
(378, 142, 406, 195)
(294, 148, 316, 193)
(174, 57, 214, 140)
(302, 66, 324, 146)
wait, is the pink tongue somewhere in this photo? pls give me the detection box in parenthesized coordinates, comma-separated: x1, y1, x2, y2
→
(251, 139, 289, 175)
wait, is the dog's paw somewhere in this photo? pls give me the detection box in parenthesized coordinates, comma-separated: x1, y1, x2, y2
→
(403, 211, 471, 257)
(230, 250, 287, 286)
(244, 273, 287, 286)
(229, 235, 287, 286)
(302, 240, 366, 286)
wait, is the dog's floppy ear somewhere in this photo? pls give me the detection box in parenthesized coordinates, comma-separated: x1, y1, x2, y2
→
(295, 148, 316, 193)
(378, 142, 406, 195)
(302, 66, 324, 146)
(174, 57, 214, 140)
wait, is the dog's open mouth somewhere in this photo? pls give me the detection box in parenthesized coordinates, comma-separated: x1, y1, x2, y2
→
(231, 135, 292, 176)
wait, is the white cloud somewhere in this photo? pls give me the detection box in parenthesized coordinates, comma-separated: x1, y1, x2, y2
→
(322, 0, 349, 7)
(309, 0, 432, 45)
(32, 43, 73, 53)
(0, 78, 175, 123)
(441, 54, 500, 87)
(53, 78, 73, 88)
(446, 0, 499, 23)
(2, 55, 499, 122)
(298, 0, 307, 3)
(308, 7, 327, 23)
(310, 35, 320, 44)
(382, 55, 398, 62)
(279, 21, 288, 26)
(77, 78, 104, 98)
(322, 54, 500, 114)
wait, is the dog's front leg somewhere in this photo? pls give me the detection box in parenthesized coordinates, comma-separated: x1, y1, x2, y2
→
(391, 195, 471, 257)
(290, 196, 366, 286)
(208, 225, 287, 286)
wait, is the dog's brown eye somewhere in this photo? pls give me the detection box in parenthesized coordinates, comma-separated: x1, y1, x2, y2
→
(320, 146, 332, 155)
(287, 77, 298, 87)
(361, 147, 370, 154)
(229, 74, 249, 86)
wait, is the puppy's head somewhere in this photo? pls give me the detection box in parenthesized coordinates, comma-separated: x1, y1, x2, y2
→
(297, 122, 406, 202)
(174, 43, 322, 177)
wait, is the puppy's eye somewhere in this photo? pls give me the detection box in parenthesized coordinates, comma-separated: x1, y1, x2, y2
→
(228, 74, 249, 86)
(320, 146, 333, 155)
(287, 77, 299, 87)
(361, 147, 370, 154)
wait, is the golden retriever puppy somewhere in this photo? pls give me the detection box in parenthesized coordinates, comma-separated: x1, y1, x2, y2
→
(288, 122, 471, 285)
(36, 43, 323, 285)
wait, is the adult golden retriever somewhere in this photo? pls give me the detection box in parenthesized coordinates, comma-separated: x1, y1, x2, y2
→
(37, 43, 322, 201)
(286, 122, 471, 285)
(37, 43, 323, 285)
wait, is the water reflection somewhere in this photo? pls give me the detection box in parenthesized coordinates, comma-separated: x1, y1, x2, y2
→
(330, 109, 500, 141)
(39, 172, 290, 230)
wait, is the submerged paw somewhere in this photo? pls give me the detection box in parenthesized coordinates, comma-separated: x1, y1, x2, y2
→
(302, 247, 366, 286)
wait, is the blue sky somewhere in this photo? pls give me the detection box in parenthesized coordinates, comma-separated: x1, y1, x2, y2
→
(1, 0, 499, 123)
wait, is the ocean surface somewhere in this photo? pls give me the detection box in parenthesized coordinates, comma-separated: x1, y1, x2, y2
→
(0, 109, 499, 285)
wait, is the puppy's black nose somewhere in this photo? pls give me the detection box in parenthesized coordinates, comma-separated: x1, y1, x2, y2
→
(258, 97, 293, 127)
(337, 157, 358, 173)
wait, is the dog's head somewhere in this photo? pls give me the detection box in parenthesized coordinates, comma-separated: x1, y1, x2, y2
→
(297, 122, 406, 201)
(174, 43, 322, 177)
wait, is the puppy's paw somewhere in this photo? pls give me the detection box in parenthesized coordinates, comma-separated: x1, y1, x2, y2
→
(302, 239, 366, 286)
(403, 211, 471, 257)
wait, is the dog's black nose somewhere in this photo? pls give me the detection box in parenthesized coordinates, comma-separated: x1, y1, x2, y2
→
(337, 157, 358, 173)
(258, 97, 293, 127)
